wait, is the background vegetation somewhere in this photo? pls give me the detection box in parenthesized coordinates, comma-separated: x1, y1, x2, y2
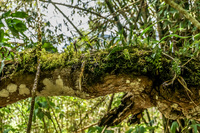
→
(0, 0, 200, 132)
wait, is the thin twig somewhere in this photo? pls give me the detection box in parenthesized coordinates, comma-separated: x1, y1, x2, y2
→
(41, 0, 108, 20)
(177, 77, 197, 107)
(46, 97, 62, 132)
(52, 3, 83, 37)
(181, 57, 193, 67)
(101, 125, 107, 133)
(146, 109, 155, 133)
(77, 97, 106, 127)
(107, 94, 114, 112)
(27, 0, 42, 132)
(79, 60, 86, 91)
(76, 122, 98, 133)
(26, 62, 41, 133)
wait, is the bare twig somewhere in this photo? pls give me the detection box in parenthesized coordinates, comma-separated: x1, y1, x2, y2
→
(134, 0, 144, 29)
(105, 0, 127, 38)
(41, 0, 108, 20)
(101, 125, 107, 133)
(27, 0, 42, 132)
(181, 57, 193, 67)
(77, 122, 98, 133)
(26, 62, 41, 133)
(52, 3, 83, 37)
(46, 97, 62, 132)
(79, 61, 86, 91)
(77, 97, 106, 127)
(146, 109, 155, 133)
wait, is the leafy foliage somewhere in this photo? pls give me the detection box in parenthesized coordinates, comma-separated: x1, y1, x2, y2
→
(0, 0, 200, 132)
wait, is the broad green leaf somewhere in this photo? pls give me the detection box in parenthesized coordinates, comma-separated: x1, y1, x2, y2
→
(0, 20, 4, 28)
(134, 126, 145, 133)
(5, 19, 19, 37)
(0, 29, 4, 42)
(3, 129, 11, 133)
(189, 123, 200, 133)
(14, 22, 27, 32)
(170, 121, 179, 133)
(42, 42, 58, 53)
(1, 10, 11, 18)
(37, 110, 44, 120)
(140, 25, 153, 37)
(11, 11, 28, 18)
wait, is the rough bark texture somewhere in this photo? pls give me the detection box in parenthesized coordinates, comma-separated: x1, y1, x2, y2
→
(0, 47, 200, 125)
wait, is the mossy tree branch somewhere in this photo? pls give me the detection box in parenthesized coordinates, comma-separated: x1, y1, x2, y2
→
(0, 47, 200, 124)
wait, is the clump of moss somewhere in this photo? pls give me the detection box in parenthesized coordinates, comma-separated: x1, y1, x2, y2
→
(3, 45, 200, 87)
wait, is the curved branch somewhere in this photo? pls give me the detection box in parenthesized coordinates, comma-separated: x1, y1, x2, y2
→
(0, 47, 200, 123)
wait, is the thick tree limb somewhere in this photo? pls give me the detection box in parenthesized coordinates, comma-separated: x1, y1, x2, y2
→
(163, 0, 200, 30)
(0, 47, 200, 124)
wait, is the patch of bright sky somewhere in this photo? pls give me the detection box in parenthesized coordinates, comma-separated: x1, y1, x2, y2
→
(42, 0, 95, 52)
(44, 0, 91, 35)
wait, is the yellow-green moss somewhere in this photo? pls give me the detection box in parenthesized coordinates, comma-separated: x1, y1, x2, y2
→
(3, 46, 200, 86)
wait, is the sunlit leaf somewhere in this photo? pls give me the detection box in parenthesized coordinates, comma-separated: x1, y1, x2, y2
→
(14, 22, 27, 32)
(0, 20, 4, 28)
(11, 11, 28, 18)
(1, 10, 11, 18)
(170, 121, 179, 133)
(0, 29, 4, 42)
(42, 43, 58, 53)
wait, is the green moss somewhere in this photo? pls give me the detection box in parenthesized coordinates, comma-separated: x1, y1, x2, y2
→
(3, 46, 200, 86)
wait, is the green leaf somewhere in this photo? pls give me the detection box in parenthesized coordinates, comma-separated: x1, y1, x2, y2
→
(189, 123, 200, 133)
(14, 22, 27, 32)
(1, 10, 11, 18)
(159, 34, 190, 44)
(37, 110, 44, 120)
(123, 49, 130, 60)
(42, 42, 58, 53)
(170, 121, 179, 133)
(3, 129, 11, 133)
(0, 20, 4, 28)
(140, 25, 153, 37)
(88, 127, 97, 133)
(193, 33, 200, 39)
(11, 11, 28, 18)
(5, 19, 19, 37)
(134, 126, 145, 133)
(0, 29, 4, 42)
(125, 128, 134, 133)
